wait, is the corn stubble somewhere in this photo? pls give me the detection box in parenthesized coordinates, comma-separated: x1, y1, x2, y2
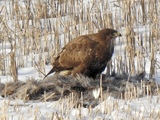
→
(0, 0, 160, 119)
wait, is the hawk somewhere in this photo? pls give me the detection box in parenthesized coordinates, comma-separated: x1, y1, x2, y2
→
(44, 28, 121, 79)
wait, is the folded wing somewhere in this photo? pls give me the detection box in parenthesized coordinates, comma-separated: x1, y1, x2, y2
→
(53, 35, 98, 71)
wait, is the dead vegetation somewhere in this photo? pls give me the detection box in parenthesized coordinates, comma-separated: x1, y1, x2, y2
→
(0, 0, 159, 114)
(0, 0, 159, 79)
(0, 0, 160, 119)
(0, 73, 159, 107)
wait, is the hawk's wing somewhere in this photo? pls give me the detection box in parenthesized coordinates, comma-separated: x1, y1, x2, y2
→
(53, 35, 98, 71)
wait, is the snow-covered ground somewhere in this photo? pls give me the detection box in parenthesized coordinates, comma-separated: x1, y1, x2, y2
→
(0, 0, 160, 119)
(0, 95, 159, 120)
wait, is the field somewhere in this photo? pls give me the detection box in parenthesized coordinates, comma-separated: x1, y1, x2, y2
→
(0, 0, 160, 119)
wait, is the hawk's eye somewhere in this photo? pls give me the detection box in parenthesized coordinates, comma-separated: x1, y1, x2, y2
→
(110, 33, 115, 37)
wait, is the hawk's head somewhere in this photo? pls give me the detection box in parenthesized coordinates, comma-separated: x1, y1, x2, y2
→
(98, 28, 121, 40)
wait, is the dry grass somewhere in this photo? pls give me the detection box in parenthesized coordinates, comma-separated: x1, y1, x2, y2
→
(0, 74, 159, 120)
(0, 0, 160, 119)
(0, 73, 157, 103)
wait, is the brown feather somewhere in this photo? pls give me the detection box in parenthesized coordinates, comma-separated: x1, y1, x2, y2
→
(44, 28, 121, 79)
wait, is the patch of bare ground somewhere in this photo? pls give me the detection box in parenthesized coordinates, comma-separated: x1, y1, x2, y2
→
(0, 72, 159, 107)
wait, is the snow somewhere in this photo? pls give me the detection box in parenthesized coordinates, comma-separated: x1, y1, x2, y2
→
(0, 0, 160, 120)
(0, 96, 159, 120)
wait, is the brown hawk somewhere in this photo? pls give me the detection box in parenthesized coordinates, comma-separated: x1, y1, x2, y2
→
(44, 28, 121, 79)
